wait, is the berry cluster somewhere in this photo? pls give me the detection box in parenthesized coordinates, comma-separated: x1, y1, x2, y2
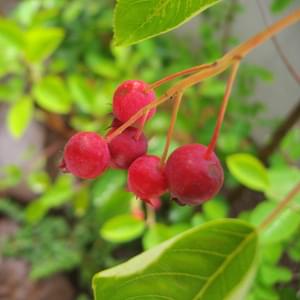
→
(61, 80, 224, 206)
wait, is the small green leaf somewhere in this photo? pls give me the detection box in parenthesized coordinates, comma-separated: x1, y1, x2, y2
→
(25, 27, 64, 62)
(0, 18, 24, 49)
(33, 76, 72, 113)
(226, 153, 269, 191)
(250, 201, 300, 244)
(114, 0, 221, 47)
(67, 74, 95, 113)
(266, 166, 300, 204)
(7, 96, 33, 138)
(93, 219, 258, 300)
(100, 214, 145, 243)
(271, 0, 294, 13)
(25, 175, 74, 223)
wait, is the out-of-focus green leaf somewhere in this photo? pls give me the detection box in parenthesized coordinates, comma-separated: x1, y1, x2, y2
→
(266, 167, 300, 204)
(0, 165, 22, 190)
(7, 96, 33, 138)
(67, 74, 95, 113)
(113, 0, 221, 46)
(0, 18, 24, 49)
(100, 214, 145, 243)
(226, 153, 269, 191)
(27, 171, 50, 193)
(25, 175, 74, 223)
(202, 197, 229, 220)
(33, 76, 72, 113)
(143, 223, 189, 250)
(259, 265, 292, 286)
(25, 27, 64, 62)
(250, 201, 300, 244)
(94, 219, 258, 300)
(271, 0, 294, 13)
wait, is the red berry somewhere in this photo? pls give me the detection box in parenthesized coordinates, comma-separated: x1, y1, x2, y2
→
(113, 80, 156, 125)
(62, 132, 110, 179)
(108, 127, 148, 169)
(165, 144, 224, 205)
(128, 155, 168, 201)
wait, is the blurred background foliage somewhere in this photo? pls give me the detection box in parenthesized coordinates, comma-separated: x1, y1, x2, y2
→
(0, 0, 299, 299)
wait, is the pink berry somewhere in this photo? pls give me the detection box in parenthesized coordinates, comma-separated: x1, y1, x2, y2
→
(62, 132, 110, 179)
(108, 127, 148, 169)
(128, 155, 168, 201)
(113, 80, 156, 125)
(165, 144, 224, 205)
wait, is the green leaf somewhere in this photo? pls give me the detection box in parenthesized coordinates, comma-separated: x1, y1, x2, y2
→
(250, 201, 300, 244)
(67, 74, 95, 113)
(93, 219, 258, 300)
(7, 96, 33, 138)
(259, 265, 292, 286)
(25, 175, 74, 223)
(33, 76, 72, 113)
(271, 0, 294, 13)
(100, 214, 145, 243)
(113, 0, 221, 47)
(226, 153, 269, 191)
(25, 27, 64, 62)
(143, 223, 189, 250)
(266, 167, 300, 205)
(0, 18, 24, 49)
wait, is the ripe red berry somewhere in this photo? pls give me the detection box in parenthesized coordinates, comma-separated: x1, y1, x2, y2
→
(62, 132, 110, 179)
(165, 144, 224, 205)
(108, 127, 148, 169)
(128, 155, 168, 202)
(113, 80, 156, 125)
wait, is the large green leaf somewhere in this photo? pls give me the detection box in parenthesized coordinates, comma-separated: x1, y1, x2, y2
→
(33, 75, 72, 113)
(226, 153, 269, 191)
(93, 219, 258, 300)
(113, 0, 221, 47)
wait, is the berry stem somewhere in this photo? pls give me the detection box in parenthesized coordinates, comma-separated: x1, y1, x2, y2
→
(160, 91, 183, 166)
(135, 110, 150, 140)
(259, 181, 300, 232)
(205, 62, 240, 159)
(146, 204, 156, 227)
(106, 10, 300, 142)
(148, 63, 215, 90)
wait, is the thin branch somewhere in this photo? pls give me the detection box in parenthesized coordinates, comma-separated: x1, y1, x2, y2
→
(259, 181, 300, 231)
(256, 0, 300, 85)
(259, 98, 300, 163)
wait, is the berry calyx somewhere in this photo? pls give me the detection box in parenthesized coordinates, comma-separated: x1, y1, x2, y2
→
(108, 127, 148, 169)
(61, 132, 110, 179)
(128, 155, 168, 202)
(113, 80, 156, 125)
(165, 144, 224, 205)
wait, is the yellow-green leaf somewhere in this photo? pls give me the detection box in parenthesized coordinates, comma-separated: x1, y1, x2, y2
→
(226, 153, 269, 191)
(7, 96, 33, 138)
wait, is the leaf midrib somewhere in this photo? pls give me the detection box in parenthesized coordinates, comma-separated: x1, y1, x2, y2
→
(192, 230, 256, 300)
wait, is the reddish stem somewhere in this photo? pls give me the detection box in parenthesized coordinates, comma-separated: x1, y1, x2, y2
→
(160, 91, 183, 166)
(205, 62, 240, 158)
(149, 63, 215, 90)
(135, 110, 150, 140)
